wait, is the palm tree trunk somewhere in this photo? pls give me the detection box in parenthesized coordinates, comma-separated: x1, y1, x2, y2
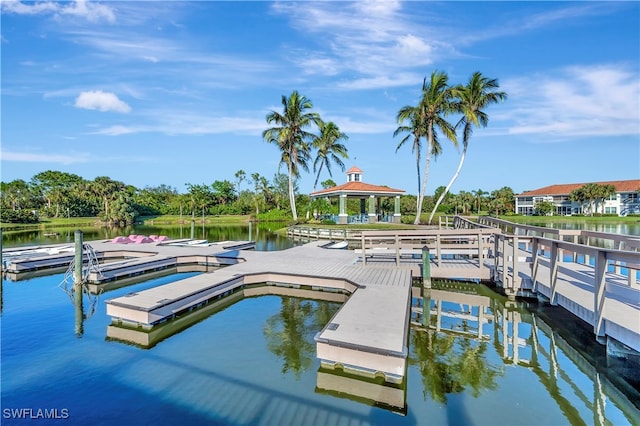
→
(415, 143, 421, 216)
(415, 130, 433, 225)
(428, 145, 467, 224)
(288, 162, 297, 220)
(313, 162, 324, 192)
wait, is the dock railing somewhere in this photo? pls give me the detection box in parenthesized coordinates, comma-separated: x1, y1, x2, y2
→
(286, 226, 361, 241)
(359, 228, 495, 268)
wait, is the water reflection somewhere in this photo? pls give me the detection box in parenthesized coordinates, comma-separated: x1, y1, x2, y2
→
(4, 267, 640, 424)
(315, 366, 407, 415)
(107, 289, 244, 348)
(411, 282, 640, 424)
(1, 222, 295, 251)
(64, 283, 100, 338)
(263, 297, 341, 379)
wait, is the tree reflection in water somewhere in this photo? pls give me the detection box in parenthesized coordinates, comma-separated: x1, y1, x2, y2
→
(263, 296, 341, 379)
(410, 328, 503, 403)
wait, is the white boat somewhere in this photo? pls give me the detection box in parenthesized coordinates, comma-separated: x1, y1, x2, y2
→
(325, 241, 348, 250)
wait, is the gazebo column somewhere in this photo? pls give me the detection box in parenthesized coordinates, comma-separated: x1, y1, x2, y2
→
(368, 195, 377, 223)
(394, 195, 401, 224)
(338, 194, 348, 224)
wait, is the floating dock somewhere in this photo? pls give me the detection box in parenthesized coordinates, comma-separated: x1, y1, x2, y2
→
(4, 222, 639, 380)
(1, 238, 255, 287)
(105, 241, 413, 383)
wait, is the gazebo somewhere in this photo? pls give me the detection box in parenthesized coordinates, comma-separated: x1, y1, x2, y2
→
(309, 166, 405, 224)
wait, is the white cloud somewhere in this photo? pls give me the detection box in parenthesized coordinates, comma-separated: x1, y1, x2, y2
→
(271, 2, 437, 84)
(502, 64, 640, 138)
(75, 90, 131, 113)
(58, 0, 115, 23)
(335, 72, 423, 90)
(1, 151, 90, 165)
(90, 112, 267, 137)
(1, 1, 58, 15)
(92, 125, 135, 136)
(2, 0, 115, 23)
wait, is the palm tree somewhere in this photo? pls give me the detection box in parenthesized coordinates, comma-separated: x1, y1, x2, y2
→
(263, 91, 320, 221)
(394, 104, 424, 218)
(311, 121, 349, 192)
(428, 71, 506, 224)
(414, 71, 457, 225)
(92, 176, 125, 219)
(473, 189, 488, 215)
(458, 190, 474, 214)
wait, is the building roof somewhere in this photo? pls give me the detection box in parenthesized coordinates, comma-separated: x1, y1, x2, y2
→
(517, 179, 640, 197)
(345, 166, 363, 174)
(310, 181, 405, 197)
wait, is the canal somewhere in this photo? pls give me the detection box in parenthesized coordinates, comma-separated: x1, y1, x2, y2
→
(1, 224, 639, 425)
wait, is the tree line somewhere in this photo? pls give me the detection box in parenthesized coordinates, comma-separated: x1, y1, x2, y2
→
(2, 69, 515, 225)
(0, 167, 516, 225)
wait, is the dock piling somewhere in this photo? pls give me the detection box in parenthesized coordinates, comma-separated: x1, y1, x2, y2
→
(74, 230, 83, 285)
(422, 246, 431, 288)
(73, 230, 84, 336)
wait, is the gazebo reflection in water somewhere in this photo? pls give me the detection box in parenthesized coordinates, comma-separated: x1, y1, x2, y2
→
(309, 166, 405, 224)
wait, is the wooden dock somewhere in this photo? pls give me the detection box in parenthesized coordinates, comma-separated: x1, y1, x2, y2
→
(4, 218, 640, 379)
(1, 239, 254, 285)
(106, 241, 414, 382)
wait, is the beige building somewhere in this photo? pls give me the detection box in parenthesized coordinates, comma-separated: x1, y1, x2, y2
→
(515, 179, 640, 216)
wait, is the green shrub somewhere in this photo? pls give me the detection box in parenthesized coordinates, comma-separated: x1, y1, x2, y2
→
(257, 209, 291, 222)
(0, 209, 40, 224)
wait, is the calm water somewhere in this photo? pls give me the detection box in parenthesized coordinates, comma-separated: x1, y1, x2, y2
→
(1, 225, 639, 425)
(1, 222, 295, 251)
(508, 219, 640, 236)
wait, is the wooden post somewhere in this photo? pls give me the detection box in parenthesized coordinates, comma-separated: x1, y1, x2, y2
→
(593, 249, 607, 343)
(422, 246, 431, 288)
(74, 230, 83, 285)
(361, 233, 367, 266)
(512, 312, 520, 364)
(494, 234, 500, 283)
(531, 238, 540, 293)
(549, 241, 559, 305)
(75, 278, 84, 336)
(190, 213, 195, 240)
(395, 234, 400, 266)
(422, 288, 431, 327)
(478, 231, 484, 274)
(512, 235, 519, 292)
(74, 230, 84, 336)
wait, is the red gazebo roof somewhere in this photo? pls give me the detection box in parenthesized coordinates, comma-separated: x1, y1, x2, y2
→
(310, 181, 405, 197)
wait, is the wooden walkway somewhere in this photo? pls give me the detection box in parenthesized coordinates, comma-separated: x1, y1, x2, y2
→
(106, 241, 413, 382)
(4, 218, 640, 374)
(486, 224, 640, 354)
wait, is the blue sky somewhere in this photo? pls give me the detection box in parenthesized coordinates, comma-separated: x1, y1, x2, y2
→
(2, 1, 639, 196)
